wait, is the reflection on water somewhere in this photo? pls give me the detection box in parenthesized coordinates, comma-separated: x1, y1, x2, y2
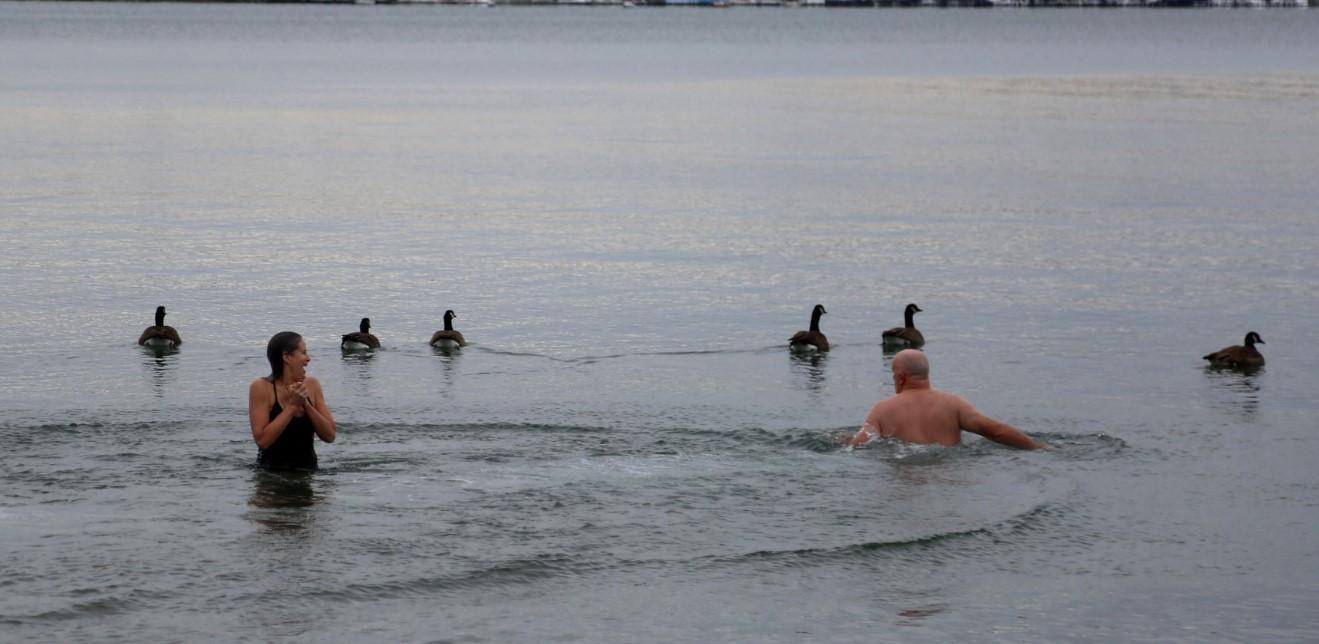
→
(1203, 365, 1263, 418)
(244, 471, 327, 641)
(789, 351, 828, 394)
(340, 348, 375, 384)
(247, 469, 319, 533)
(863, 441, 968, 496)
(889, 459, 964, 492)
(431, 345, 461, 394)
(141, 345, 179, 395)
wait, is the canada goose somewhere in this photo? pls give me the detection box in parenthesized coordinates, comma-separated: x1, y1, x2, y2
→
(341, 317, 380, 350)
(789, 304, 829, 352)
(882, 303, 924, 347)
(1203, 331, 1265, 368)
(430, 310, 466, 348)
(138, 306, 182, 348)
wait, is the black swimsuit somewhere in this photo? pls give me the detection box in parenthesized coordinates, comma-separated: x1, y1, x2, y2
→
(258, 378, 318, 471)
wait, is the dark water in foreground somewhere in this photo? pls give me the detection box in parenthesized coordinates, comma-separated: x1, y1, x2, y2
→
(2, 4, 1319, 642)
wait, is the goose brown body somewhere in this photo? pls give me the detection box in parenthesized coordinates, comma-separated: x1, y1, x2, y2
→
(882, 303, 924, 347)
(342, 318, 380, 350)
(789, 304, 829, 352)
(1203, 331, 1265, 368)
(430, 310, 466, 348)
(138, 306, 181, 347)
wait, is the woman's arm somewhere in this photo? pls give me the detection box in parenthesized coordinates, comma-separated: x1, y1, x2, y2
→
(249, 378, 299, 449)
(298, 377, 336, 443)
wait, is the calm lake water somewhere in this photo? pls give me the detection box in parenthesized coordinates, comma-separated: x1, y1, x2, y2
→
(3, 3, 1319, 642)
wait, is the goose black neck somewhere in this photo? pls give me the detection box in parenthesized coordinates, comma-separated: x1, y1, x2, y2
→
(904, 308, 916, 329)
(444, 316, 454, 332)
(810, 310, 822, 333)
(155, 310, 165, 327)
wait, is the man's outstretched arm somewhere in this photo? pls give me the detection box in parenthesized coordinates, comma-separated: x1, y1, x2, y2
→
(958, 403, 1045, 450)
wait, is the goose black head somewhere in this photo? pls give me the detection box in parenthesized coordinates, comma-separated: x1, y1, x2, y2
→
(1246, 331, 1264, 346)
(360, 318, 371, 334)
(155, 306, 166, 327)
(901, 303, 922, 328)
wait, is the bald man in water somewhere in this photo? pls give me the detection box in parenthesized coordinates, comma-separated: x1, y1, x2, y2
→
(849, 349, 1045, 449)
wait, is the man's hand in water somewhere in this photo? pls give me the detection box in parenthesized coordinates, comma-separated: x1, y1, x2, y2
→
(848, 424, 879, 448)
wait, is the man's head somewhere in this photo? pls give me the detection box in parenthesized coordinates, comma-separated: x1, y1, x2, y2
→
(891, 349, 929, 393)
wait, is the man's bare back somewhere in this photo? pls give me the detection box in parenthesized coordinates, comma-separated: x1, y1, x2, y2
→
(849, 350, 1043, 450)
(858, 388, 975, 446)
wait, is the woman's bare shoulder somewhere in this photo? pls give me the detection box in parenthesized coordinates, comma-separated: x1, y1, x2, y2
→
(249, 377, 273, 393)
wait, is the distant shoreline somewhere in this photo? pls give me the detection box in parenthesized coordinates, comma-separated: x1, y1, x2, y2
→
(12, 0, 1316, 7)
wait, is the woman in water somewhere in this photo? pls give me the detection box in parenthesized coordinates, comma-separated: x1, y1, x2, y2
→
(248, 331, 336, 470)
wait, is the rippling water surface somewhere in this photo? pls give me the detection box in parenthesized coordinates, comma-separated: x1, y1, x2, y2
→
(2, 3, 1319, 642)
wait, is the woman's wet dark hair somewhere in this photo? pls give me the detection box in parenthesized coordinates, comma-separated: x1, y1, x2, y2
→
(266, 331, 303, 381)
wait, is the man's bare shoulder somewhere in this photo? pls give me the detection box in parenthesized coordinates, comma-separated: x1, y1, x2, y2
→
(870, 392, 913, 412)
(915, 389, 975, 418)
(926, 387, 970, 404)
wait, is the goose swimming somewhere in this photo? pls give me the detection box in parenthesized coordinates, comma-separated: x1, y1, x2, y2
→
(138, 306, 182, 349)
(341, 317, 380, 351)
(881, 303, 924, 348)
(789, 304, 829, 352)
(430, 310, 466, 349)
(1203, 331, 1265, 368)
